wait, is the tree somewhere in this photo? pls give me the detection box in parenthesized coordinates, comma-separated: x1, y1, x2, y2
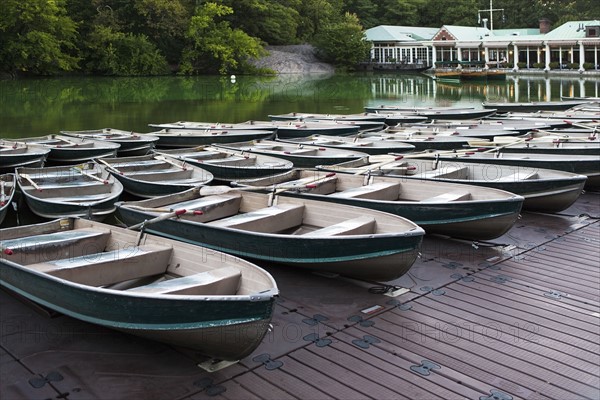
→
(313, 12, 371, 70)
(421, 0, 478, 27)
(0, 0, 80, 76)
(343, 0, 379, 29)
(84, 26, 170, 75)
(180, 3, 266, 75)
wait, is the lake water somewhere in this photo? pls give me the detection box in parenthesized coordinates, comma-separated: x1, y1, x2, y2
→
(1, 73, 599, 139)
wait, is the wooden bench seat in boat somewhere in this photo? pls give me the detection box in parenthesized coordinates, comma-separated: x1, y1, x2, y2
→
(421, 191, 472, 203)
(496, 170, 538, 182)
(287, 148, 318, 155)
(123, 170, 193, 180)
(420, 166, 468, 179)
(329, 182, 401, 200)
(0, 229, 111, 265)
(27, 245, 173, 286)
(203, 156, 255, 166)
(303, 216, 376, 237)
(127, 266, 241, 295)
(165, 193, 242, 222)
(208, 204, 305, 233)
(45, 193, 116, 203)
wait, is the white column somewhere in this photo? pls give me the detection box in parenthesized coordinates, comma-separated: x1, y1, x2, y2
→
(484, 47, 490, 69)
(526, 46, 530, 67)
(544, 43, 551, 71)
(432, 46, 437, 68)
(559, 46, 563, 68)
(513, 44, 519, 70)
(456, 47, 462, 69)
(579, 42, 585, 71)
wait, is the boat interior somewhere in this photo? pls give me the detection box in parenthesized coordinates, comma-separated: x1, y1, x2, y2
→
(18, 164, 118, 202)
(101, 156, 212, 184)
(121, 188, 421, 237)
(0, 219, 274, 296)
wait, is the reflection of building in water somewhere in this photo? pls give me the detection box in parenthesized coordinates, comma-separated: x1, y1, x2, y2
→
(366, 74, 600, 103)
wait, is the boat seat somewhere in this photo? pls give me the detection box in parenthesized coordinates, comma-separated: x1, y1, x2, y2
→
(303, 216, 376, 237)
(496, 170, 538, 182)
(39, 193, 115, 203)
(127, 266, 241, 295)
(204, 157, 255, 166)
(208, 204, 305, 233)
(0, 229, 111, 266)
(166, 193, 242, 222)
(421, 191, 472, 203)
(420, 166, 468, 179)
(125, 170, 193, 180)
(329, 182, 401, 200)
(28, 245, 172, 286)
(288, 148, 319, 155)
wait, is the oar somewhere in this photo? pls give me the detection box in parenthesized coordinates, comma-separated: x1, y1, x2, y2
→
(125, 204, 206, 215)
(0, 180, 6, 206)
(353, 155, 407, 175)
(563, 119, 600, 131)
(127, 209, 189, 230)
(480, 137, 531, 154)
(154, 155, 187, 170)
(529, 128, 592, 142)
(72, 165, 109, 184)
(96, 158, 123, 174)
(19, 173, 41, 191)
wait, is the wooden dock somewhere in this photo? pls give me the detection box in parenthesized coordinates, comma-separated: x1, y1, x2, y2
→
(1, 193, 599, 400)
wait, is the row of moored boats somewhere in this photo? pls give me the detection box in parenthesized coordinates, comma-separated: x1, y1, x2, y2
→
(1, 98, 599, 362)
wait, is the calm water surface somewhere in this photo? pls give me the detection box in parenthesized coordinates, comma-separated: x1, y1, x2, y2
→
(1, 73, 599, 139)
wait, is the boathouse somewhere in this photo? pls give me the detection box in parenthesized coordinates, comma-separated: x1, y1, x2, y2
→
(365, 20, 600, 72)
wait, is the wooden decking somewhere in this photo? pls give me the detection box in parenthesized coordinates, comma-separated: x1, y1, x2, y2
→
(1, 193, 599, 399)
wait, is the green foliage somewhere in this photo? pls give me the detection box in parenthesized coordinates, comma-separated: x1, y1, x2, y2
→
(85, 26, 169, 75)
(566, 63, 579, 70)
(533, 62, 545, 68)
(0, 0, 80, 76)
(180, 3, 266, 75)
(583, 63, 595, 70)
(517, 62, 527, 69)
(313, 12, 370, 70)
(548, 61, 560, 69)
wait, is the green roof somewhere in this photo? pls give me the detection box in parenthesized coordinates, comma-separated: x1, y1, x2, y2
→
(365, 25, 438, 42)
(544, 20, 600, 39)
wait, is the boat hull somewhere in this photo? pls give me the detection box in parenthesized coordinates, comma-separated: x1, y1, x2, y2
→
(154, 131, 275, 148)
(0, 219, 277, 360)
(116, 192, 425, 281)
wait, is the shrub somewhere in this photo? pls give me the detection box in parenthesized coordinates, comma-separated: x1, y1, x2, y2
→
(583, 62, 596, 70)
(532, 62, 545, 69)
(517, 62, 527, 69)
(567, 63, 579, 70)
(548, 62, 560, 69)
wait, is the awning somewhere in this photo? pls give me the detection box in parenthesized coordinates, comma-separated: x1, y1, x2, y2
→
(548, 41, 579, 47)
(433, 42, 456, 47)
(455, 41, 482, 48)
(581, 39, 600, 46)
(511, 41, 544, 46)
(483, 41, 511, 48)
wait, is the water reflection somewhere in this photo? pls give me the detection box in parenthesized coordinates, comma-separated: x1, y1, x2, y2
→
(1, 73, 599, 138)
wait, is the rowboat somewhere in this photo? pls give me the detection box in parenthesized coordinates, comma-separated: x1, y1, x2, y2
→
(18, 135, 120, 164)
(0, 140, 51, 173)
(267, 112, 386, 131)
(317, 156, 587, 213)
(482, 100, 593, 113)
(379, 124, 516, 139)
(97, 154, 214, 198)
(16, 162, 124, 220)
(359, 132, 488, 151)
(149, 129, 275, 149)
(116, 188, 425, 281)
(365, 105, 476, 113)
(60, 128, 159, 157)
(399, 150, 600, 190)
(0, 173, 16, 225)
(247, 120, 361, 138)
(275, 134, 416, 155)
(416, 119, 568, 133)
(0, 218, 278, 360)
(147, 121, 278, 132)
(214, 140, 369, 168)
(365, 106, 497, 120)
(233, 169, 523, 240)
(471, 139, 600, 155)
(154, 146, 293, 182)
